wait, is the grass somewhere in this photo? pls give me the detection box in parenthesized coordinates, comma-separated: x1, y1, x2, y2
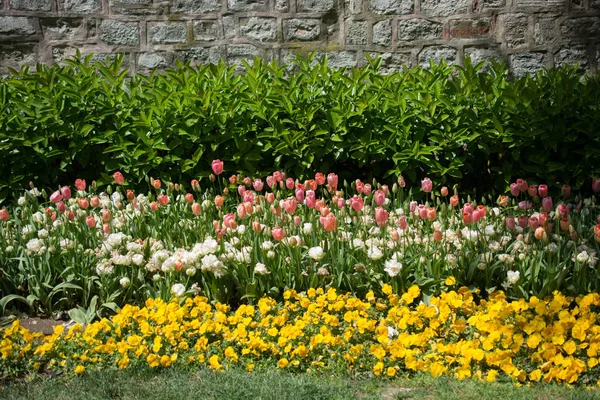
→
(1, 368, 599, 400)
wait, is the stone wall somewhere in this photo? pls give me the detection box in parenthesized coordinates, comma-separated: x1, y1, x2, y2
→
(0, 0, 599, 76)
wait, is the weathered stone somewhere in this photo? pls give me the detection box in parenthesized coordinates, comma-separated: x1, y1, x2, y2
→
(482, 0, 505, 7)
(149, 22, 187, 44)
(179, 46, 223, 65)
(513, 0, 564, 11)
(88, 52, 130, 65)
(420, 0, 468, 17)
(99, 20, 139, 45)
(0, 43, 38, 71)
(368, 0, 412, 15)
(110, 6, 165, 15)
(283, 19, 321, 41)
(534, 18, 557, 45)
(41, 18, 88, 41)
(561, 18, 600, 42)
(314, 51, 358, 68)
(418, 46, 458, 68)
(555, 46, 588, 69)
(368, 51, 411, 73)
(509, 52, 547, 77)
(171, 0, 220, 13)
(193, 21, 219, 41)
(274, 0, 288, 12)
(138, 52, 172, 69)
(347, 0, 362, 13)
(398, 19, 443, 42)
(110, 0, 151, 4)
(222, 15, 235, 39)
(240, 17, 277, 42)
(9, 0, 51, 10)
(227, 0, 266, 12)
(464, 47, 502, 70)
(0, 16, 36, 36)
(227, 44, 273, 69)
(372, 19, 391, 46)
(346, 20, 368, 45)
(447, 19, 493, 39)
(297, 0, 335, 12)
(591, 0, 600, 10)
(499, 14, 529, 49)
(63, 0, 100, 13)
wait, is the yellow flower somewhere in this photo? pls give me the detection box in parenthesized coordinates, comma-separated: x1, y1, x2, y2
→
(445, 276, 456, 286)
(529, 369, 542, 382)
(277, 358, 289, 368)
(382, 284, 393, 296)
(74, 365, 85, 375)
(563, 340, 577, 355)
(209, 355, 222, 371)
(373, 362, 384, 376)
(147, 354, 160, 368)
(387, 367, 396, 377)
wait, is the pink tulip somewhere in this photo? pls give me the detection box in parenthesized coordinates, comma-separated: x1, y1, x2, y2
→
(374, 190, 385, 206)
(113, 171, 125, 185)
(283, 198, 297, 214)
(472, 209, 482, 223)
(266, 176, 275, 189)
(355, 180, 364, 194)
(211, 159, 224, 175)
(427, 207, 436, 221)
(56, 201, 66, 213)
(398, 175, 406, 188)
(273, 171, 284, 182)
(253, 179, 264, 191)
(593, 178, 600, 193)
(150, 202, 159, 212)
(243, 191, 254, 204)
(192, 203, 201, 216)
(102, 223, 111, 234)
(440, 186, 448, 197)
(101, 209, 111, 222)
(320, 213, 337, 231)
(295, 188, 305, 202)
(78, 198, 89, 209)
(85, 216, 96, 228)
(398, 216, 408, 230)
(375, 207, 389, 226)
(90, 196, 100, 208)
(527, 185, 537, 197)
(286, 178, 295, 190)
(462, 212, 472, 225)
(421, 177, 433, 193)
(477, 205, 487, 217)
(562, 184, 571, 197)
(538, 184, 548, 197)
(510, 183, 520, 197)
(409, 201, 418, 213)
(542, 197, 553, 212)
(363, 184, 372, 196)
(50, 190, 63, 204)
(557, 203, 570, 218)
(152, 179, 161, 190)
(305, 190, 316, 208)
(265, 193, 275, 204)
(539, 212, 548, 226)
(337, 198, 345, 208)
(418, 205, 428, 219)
(381, 185, 389, 195)
(223, 213, 237, 229)
(0, 208, 8, 221)
(517, 179, 528, 192)
(433, 230, 443, 242)
(350, 195, 364, 212)
(529, 217, 540, 230)
(315, 173, 325, 186)
(75, 179, 86, 191)
(518, 201, 532, 210)
(272, 226, 285, 241)
(518, 215, 529, 228)
(450, 195, 459, 207)
(237, 204, 247, 219)
(327, 173, 338, 190)
(505, 216, 515, 230)
(294, 216, 301, 226)
(463, 203, 473, 215)
(158, 194, 169, 206)
(185, 193, 194, 204)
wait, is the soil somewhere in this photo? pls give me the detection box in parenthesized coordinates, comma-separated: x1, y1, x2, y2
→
(1, 316, 69, 335)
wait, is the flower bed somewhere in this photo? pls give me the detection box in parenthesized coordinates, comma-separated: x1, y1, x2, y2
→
(1, 163, 600, 317)
(2, 287, 600, 386)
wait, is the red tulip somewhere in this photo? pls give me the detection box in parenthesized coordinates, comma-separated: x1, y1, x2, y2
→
(0, 208, 8, 221)
(85, 216, 96, 228)
(75, 179, 86, 191)
(113, 171, 125, 185)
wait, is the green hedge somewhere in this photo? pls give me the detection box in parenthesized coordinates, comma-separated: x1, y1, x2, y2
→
(1, 53, 599, 201)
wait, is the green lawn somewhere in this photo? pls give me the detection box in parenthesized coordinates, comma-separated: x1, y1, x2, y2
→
(1, 368, 599, 400)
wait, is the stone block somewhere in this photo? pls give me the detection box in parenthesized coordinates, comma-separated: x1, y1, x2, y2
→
(149, 22, 187, 44)
(372, 19, 392, 46)
(418, 46, 458, 68)
(0, 43, 38, 71)
(561, 18, 600, 42)
(110, 0, 151, 4)
(420, 0, 468, 17)
(398, 19, 443, 42)
(171, 0, 220, 13)
(63, 0, 100, 13)
(592, 0, 600, 11)
(240, 17, 277, 42)
(138, 52, 173, 70)
(346, 20, 368, 45)
(222, 16, 235, 39)
(314, 51, 358, 68)
(0, 16, 36, 36)
(227, 44, 272, 70)
(227, 0, 267, 12)
(368, 0, 412, 15)
(513, 0, 565, 11)
(446, 19, 493, 39)
(464, 46, 502, 70)
(555, 46, 588, 69)
(99, 20, 139, 45)
(283, 19, 321, 41)
(9, 0, 51, 10)
(274, 0, 289, 12)
(297, 0, 335, 12)
(193, 20, 219, 41)
(110, 6, 165, 15)
(368, 51, 411, 73)
(499, 14, 529, 49)
(41, 18, 89, 41)
(179, 46, 223, 65)
(534, 18, 557, 45)
(509, 52, 547, 77)
(482, 0, 505, 7)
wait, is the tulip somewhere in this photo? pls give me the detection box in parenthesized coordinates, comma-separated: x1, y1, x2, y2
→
(253, 179, 264, 191)
(381, 185, 389, 195)
(223, 213, 237, 229)
(374, 190, 385, 206)
(595, 224, 600, 238)
(391, 230, 399, 241)
(505, 216, 515, 230)
(477, 205, 487, 217)
(266, 176, 275, 189)
(211, 159, 224, 175)
(518, 201, 532, 210)
(433, 230, 443, 242)
(295, 188, 305, 203)
(409, 201, 418, 213)
(337, 197, 345, 208)
(363, 184, 372, 196)
(529, 217, 539, 230)
(320, 213, 337, 231)
(561, 184, 571, 197)
(398, 216, 408, 230)
(75, 179, 86, 191)
(541, 196, 553, 212)
(375, 207, 389, 226)
(252, 221, 262, 233)
(315, 173, 325, 185)
(518, 215, 529, 228)
(538, 184, 548, 197)
(450, 195, 459, 207)
(90, 196, 100, 208)
(557, 203, 569, 218)
(152, 179, 161, 189)
(472, 209, 482, 223)
(418, 205, 428, 219)
(101, 209, 111, 222)
(421, 178, 433, 193)
(327, 173, 338, 190)
(78, 198, 89, 209)
(305, 191, 316, 209)
(560, 218, 570, 231)
(265, 192, 275, 204)
(273, 171, 284, 182)
(158, 194, 169, 206)
(355, 180, 364, 194)
(126, 190, 135, 201)
(113, 171, 125, 184)
(294, 216, 301, 226)
(192, 202, 201, 216)
(462, 212, 472, 225)
(440, 186, 448, 197)
(314, 200, 324, 212)
(593, 178, 600, 193)
(527, 185, 537, 197)
(286, 178, 295, 190)
(237, 204, 247, 219)
(50, 190, 63, 204)
(283, 198, 297, 214)
(215, 195, 224, 208)
(150, 202, 159, 212)
(85, 216, 96, 228)
(0, 208, 8, 221)
(497, 195, 509, 207)
(534, 227, 546, 241)
(463, 203, 473, 215)
(272, 226, 285, 241)
(517, 179, 528, 192)
(243, 191, 255, 204)
(319, 206, 330, 217)
(102, 223, 111, 234)
(350, 195, 364, 212)
(510, 183, 520, 197)
(539, 212, 548, 226)
(56, 201, 66, 213)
